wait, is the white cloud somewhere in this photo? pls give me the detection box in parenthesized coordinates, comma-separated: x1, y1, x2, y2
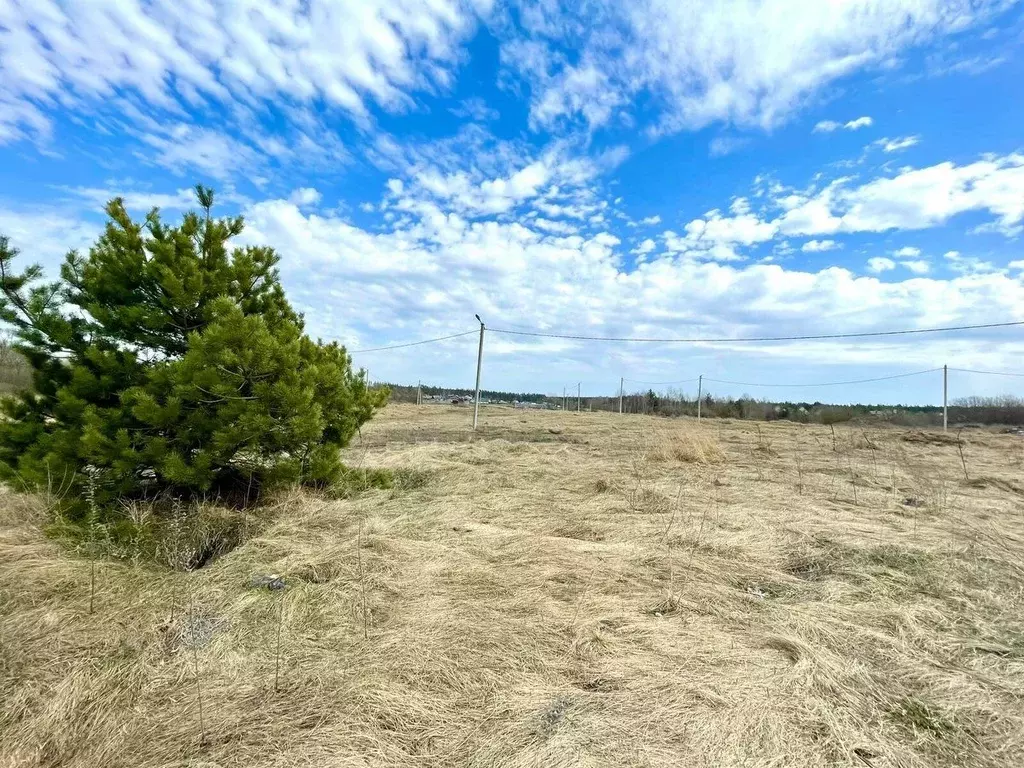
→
(59, 186, 200, 212)
(289, 188, 322, 207)
(640, 215, 662, 226)
(579, 153, 1024, 267)
(374, 128, 627, 222)
(0, 205, 100, 272)
(943, 249, 998, 275)
(507, 2, 1005, 134)
(12, 188, 1024, 396)
(730, 198, 751, 216)
(632, 238, 656, 256)
(532, 217, 577, 235)
(135, 124, 262, 181)
(709, 136, 751, 157)
(872, 135, 920, 152)
(0, 0, 486, 145)
(900, 259, 931, 274)
(814, 116, 874, 133)
(449, 97, 500, 122)
(844, 116, 874, 130)
(777, 154, 1024, 236)
(1009, 260, 1024, 270)
(801, 239, 838, 252)
(231, 192, 1024, 393)
(867, 257, 896, 273)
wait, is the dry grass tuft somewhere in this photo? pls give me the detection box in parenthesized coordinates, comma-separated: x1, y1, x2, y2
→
(651, 427, 726, 464)
(3, 405, 1024, 767)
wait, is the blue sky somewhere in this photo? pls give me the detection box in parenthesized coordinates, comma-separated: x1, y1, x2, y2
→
(2, 0, 1024, 405)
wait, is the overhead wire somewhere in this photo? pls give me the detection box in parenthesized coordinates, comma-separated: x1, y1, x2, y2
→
(948, 367, 1024, 378)
(344, 319, 1022, 354)
(348, 329, 477, 354)
(701, 368, 942, 388)
(487, 319, 1024, 344)
(623, 377, 699, 386)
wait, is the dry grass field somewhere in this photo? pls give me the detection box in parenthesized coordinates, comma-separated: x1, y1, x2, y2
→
(3, 404, 1024, 767)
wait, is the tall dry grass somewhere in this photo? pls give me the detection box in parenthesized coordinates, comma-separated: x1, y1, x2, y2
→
(649, 427, 726, 465)
(2, 407, 1024, 767)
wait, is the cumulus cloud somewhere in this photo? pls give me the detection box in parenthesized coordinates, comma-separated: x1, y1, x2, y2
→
(867, 257, 896, 273)
(801, 239, 838, 252)
(9, 183, 1024, 395)
(289, 188, 322, 207)
(943, 249, 998, 275)
(893, 246, 921, 257)
(776, 154, 1024, 236)
(227, 192, 1024, 391)
(900, 259, 931, 274)
(632, 238, 656, 256)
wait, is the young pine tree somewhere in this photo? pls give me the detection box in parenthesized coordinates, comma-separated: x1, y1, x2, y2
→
(0, 186, 387, 519)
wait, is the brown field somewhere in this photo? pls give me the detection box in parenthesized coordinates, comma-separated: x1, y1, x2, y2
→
(3, 405, 1024, 767)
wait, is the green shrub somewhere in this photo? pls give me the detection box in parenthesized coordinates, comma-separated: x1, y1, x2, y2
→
(331, 466, 431, 499)
(0, 187, 388, 520)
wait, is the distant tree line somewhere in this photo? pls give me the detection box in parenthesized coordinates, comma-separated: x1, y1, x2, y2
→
(383, 383, 547, 403)
(586, 390, 1024, 427)
(383, 382, 1024, 427)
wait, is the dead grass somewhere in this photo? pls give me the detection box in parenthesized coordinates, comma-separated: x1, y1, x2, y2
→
(650, 427, 726, 464)
(2, 405, 1024, 767)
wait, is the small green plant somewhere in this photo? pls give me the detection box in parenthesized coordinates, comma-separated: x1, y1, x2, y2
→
(890, 697, 956, 737)
(330, 466, 430, 499)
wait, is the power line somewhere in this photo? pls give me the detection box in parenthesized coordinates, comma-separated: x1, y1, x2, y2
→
(348, 330, 476, 354)
(949, 367, 1024, 378)
(702, 368, 941, 388)
(624, 377, 699, 386)
(488, 319, 1024, 344)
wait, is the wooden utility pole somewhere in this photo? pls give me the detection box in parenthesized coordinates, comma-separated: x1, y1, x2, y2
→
(697, 374, 703, 422)
(577, 382, 581, 413)
(473, 316, 484, 430)
(619, 377, 624, 415)
(943, 364, 948, 432)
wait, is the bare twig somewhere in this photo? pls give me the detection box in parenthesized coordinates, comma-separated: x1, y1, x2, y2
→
(85, 470, 100, 615)
(274, 594, 285, 692)
(569, 567, 596, 628)
(847, 454, 858, 506)
(956, 428, 969, 481)
(189, 599, 206, 748)
(357, 519, 368, 639)
(661, 483, 684, 544)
